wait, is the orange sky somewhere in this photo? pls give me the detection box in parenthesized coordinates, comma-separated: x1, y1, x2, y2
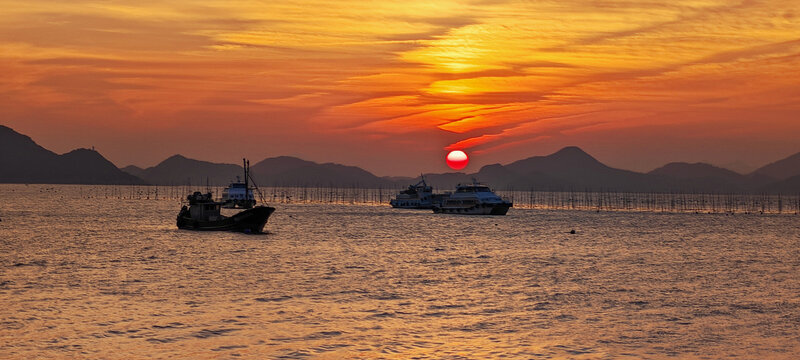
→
(1, 0, 799, 175)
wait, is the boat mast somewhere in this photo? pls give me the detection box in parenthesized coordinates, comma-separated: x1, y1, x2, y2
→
(245, 159, 267, 204)
(243, 158, 249, 197)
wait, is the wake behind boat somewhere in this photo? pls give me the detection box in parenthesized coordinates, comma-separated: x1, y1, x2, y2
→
(433, 181, 512, 215)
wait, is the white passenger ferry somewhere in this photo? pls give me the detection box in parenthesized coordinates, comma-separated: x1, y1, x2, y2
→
(433, 181, 512, 215)
(390, 177, 436, 209)
(220, 159, 256, 209)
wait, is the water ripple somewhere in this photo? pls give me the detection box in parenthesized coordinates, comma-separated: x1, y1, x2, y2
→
(1, 184, 799, 358)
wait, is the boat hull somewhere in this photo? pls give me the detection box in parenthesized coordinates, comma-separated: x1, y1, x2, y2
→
(390, 200, 433, 209)
(433, 202, 511, 215)
(390, 193, 449, 209)
(177, 206, 275, 233)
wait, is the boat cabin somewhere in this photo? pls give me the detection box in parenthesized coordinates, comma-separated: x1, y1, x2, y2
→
(185, 192, 224, 222)
(222, 179, 255, 201)
(456, 185, 492, 193)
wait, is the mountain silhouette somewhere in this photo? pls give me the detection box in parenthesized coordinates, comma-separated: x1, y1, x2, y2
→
(125, 155, 243, 186)
(249, 156, 388, 187)
(760, 175, 800, 194)
(2, 124, 798, 193)
(119, 147, 800, 193)
(648, 162, 752, 192)
(0, 125, 144, 184)
(642, 152, 800, 194)
(120, 165, 145, 179)
(122, 155, 394, 187)
(417, 147, 797, 193)
(650, 162, 743, 179)
(476, 146, 664, 191)
(751, 152, 800, 181)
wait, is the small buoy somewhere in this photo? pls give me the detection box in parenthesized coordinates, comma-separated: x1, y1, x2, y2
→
(569, 229, 576, 234)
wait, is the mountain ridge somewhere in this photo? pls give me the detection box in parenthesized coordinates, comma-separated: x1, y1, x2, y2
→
(0, 125, 145, 184)
(751, 152, 800, 181)
(2, 124, 799, 193)
(130, 155, 244, 186)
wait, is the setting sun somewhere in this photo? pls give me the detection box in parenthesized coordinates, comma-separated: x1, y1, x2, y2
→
(2, 1, 800, 358)
(446, 150, 469, 170)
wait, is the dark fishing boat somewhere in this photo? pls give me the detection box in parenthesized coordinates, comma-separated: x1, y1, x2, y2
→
(177, 192, 275, 233)
(176, 158, 274, 233)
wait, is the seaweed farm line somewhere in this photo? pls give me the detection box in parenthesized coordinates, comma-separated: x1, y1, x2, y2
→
(42, 185, 800, 215)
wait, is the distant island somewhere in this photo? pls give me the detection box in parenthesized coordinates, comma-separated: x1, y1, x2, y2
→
(0, 125, 144, 185)
(1, 125, 799, 193)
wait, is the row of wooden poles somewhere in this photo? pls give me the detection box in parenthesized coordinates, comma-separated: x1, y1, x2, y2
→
(497, 190, 800, 214)
(89, 185, 800, 215)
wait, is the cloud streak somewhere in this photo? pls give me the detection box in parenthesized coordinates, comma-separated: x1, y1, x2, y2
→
(1, 0, 799, 175)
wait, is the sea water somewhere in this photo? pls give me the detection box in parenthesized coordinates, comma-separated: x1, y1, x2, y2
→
(1, 184, 799, 359)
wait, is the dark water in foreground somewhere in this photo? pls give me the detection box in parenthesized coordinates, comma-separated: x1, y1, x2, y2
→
(1, 185, 799, 359)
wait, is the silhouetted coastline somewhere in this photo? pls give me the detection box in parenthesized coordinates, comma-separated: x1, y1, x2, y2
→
(2, 125, 799, 194)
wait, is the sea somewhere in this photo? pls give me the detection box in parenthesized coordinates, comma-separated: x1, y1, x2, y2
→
(1, 184, 799, 359)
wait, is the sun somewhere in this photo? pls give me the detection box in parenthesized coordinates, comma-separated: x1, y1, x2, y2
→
(446, 150, 469, 170)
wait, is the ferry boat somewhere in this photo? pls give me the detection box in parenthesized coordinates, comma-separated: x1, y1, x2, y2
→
(390, 177, 436, 209)
(433, 181, 512, 215)
(177, 191, 275, 233)
(221, 160, 256, 209)
(221, 176, 255, 209)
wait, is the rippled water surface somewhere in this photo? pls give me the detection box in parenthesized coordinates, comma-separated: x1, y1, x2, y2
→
(2, 184, 800, 359)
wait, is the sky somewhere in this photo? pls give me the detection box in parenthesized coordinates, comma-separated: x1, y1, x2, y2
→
(1, 0, 799, 176)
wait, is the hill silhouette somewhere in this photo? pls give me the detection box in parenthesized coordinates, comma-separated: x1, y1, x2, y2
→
(121, 155, 395, 187)
(648, 162, 751, 192)
(2, 124, 799, 193)
(425, 147, 665, 191)
(760, 175, 800, 194)
(415, 148, 799, 193)
(648, 156, 800, 193)
(0, 125, 144, 184)
(751, 152, 800, 181)
(120, 165, 145, 179)
(125, 155, 243, 186)
(410, 146, 667, 191)
(650, 162, 743, 179)
(250, 156, 388, 187)
(489, 146, 661, 191)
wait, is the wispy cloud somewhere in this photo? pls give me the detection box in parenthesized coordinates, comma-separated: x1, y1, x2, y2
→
(1, 0, 798, 174)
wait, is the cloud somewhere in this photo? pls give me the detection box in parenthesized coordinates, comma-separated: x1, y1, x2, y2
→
(1, 0, 799, 175)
